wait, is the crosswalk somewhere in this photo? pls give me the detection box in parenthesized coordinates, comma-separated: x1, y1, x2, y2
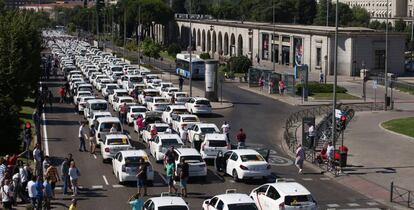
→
(323, 201, 382, 209)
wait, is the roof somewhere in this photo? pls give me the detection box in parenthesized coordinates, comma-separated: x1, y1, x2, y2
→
(117, 96, 134, 100)
(149, 123, 169, 127)
(193, 97, 209, 101)
(77, 91, 92, 94)
(176, 53, 204, 62)
(104, 134, 128, 139)
(269, 182, 311, 196)
(231, 149, 260, 155)
(167, 105, 186, 109)
(97, 117, 121, 123)
(213, 193, 254, 204)
(179, 114, 199, 118)
(87, 99, 107, 103)
(92, 111, 111, 116)
(149, 196, 188, 207)
(129, 105, 147, 109)
(175, 148, 201, 156)
(114, 89, 128, 93)
(196, 123, 218, 128)
(158, 133, 181, 139)
(204, 133, 227, 140)
(119, 150, 148, 157)
(143, 89, 159, 92)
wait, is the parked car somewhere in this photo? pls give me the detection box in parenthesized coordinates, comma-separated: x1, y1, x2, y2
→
(112, 150, 154, 184)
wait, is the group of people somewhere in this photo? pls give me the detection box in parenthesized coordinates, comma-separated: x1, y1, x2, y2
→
(258, 77, 286, 96)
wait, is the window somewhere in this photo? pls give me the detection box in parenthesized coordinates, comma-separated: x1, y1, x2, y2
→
(266, 186, 281, 200)
(374, 50, 385, 70)
(230, 153, 238, 161)
(216, 200, 224, 210)
(255, 185, 269, 194)
(209, 197, 219, 206)
(316, 47, 322, 67)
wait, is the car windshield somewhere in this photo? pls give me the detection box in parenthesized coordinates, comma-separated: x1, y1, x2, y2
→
(100, 122, 121, 132)
(284, 195, 314, 206)
(120, 99, 133, 103)
(95, 115, 110, 120)
(107, 85, 117, 90)
(196, 100, 210, 105)
(129, 77, 142, 83)
(180, 155, 203, 163)
(107, 138, 129, 145)
(117, 92, 128, 97)
(79, 87, 92, 92)
(228, 203, 258, 210)
(240, 154, 265, 162)
(161, 138, 180, 146)
(91, 103, 107, 110)
(176, 97, 190, 102)
(176, 93, 187, 97)
(200, 127, 217, 133)
(124, 156, 147, 167)
(182, 117, 198, 122)
(158, 206, 188, 210)
(156, 126, 168, 132)
(172, 109, 188, 115)
(208, 140, 227, 147)
(145, 92, 158, 97)
(132, 108, 147, 113)
(112, 67, 122, 72)
(155, 98, 169, 103)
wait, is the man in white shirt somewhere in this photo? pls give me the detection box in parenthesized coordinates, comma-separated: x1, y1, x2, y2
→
(308, 123, 316, 150)
(78, 121, 88, 152)
(179, 125, 188, 143)
(27, 177, 38, 209)
(33, 144, 42, 176)
(165, 124, 173, 134)
(326, 142, 335, 171)
(221, 121, 230, 143)
(1, 179, 13, 209)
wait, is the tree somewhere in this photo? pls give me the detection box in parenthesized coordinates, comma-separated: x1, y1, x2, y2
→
(141, 38, 162, 59)
(394, 19, 406, 32)
(313, 0, 334, 26)
(369, 20, 382, 30)
(350, 6, 370, 27)
(172, 0, 186, 13)
(167, 43, 181, 55)
(228, 56, 252, 74)
(199, 53, 211, 59)
(0, 0, 5, 12)
(294, 0, 317, 25)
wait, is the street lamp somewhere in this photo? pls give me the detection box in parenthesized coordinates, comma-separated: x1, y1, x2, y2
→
(384, 0, 389, 111)
(189, 0, 193, 97)
(331, 0, 339, 151)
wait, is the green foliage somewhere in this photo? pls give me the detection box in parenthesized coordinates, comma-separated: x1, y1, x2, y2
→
(295, 82, 347, 95)
(199, 53, 211, 59)
(314, 0, 366, 27)
(0, 0, 4, 12)
(172, 0, 186, 13)
(166, 43, 181, 55)
(67, 22, 76, 33)
(140, 38, 162, 59)
(350, 6, 370, 27)
(394, 19, 406, 32)
(228, 56, 252, 74)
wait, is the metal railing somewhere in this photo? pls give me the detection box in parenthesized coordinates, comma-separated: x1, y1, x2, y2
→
(390, 182, 414, 208)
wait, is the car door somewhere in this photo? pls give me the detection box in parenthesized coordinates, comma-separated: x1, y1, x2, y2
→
(112, 152, 120, 173)
(215, 199, 225, 210)
(205, 197, 219, 210)
(252, 185, 270, 209)
(224, 151, 234, 175)
(143, 200, 154, 210)
(262, 186, 281, 210)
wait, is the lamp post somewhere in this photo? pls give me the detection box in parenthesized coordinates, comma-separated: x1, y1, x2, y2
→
(384, 0, 389, 111)
(189, 0, 193, 97)
(411, 6, 414, 71)
(137, 6, 141, 69)
(272, 0, 276, 72)
(332, 0, 339, 150)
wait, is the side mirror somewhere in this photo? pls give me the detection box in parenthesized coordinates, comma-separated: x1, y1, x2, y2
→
(204, 200, 210, 205)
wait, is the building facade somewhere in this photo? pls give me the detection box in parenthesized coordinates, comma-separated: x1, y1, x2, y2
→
(164, 16, 406, 77)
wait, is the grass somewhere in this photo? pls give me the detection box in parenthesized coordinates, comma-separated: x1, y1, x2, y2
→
(160, 51, 176, 62)
(382, 117, 414, 138)
(311, 92, 360, 100)
(20, 98, 35, 126)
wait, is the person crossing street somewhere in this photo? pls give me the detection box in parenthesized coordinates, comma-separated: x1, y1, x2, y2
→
(236, 128, 246, 149)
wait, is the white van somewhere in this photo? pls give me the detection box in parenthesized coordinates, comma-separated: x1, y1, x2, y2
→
(84, 99, 108, 119)
(95, 117, 124, 143)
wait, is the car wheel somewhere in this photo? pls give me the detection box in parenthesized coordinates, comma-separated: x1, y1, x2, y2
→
(232, 170, 240, 182)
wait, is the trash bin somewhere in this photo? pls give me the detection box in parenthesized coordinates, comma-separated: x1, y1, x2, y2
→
(339, 151, 347, 167)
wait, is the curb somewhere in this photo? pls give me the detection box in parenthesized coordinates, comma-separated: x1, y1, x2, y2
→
(379, 120, 414, 141)
(212, 103, 234, 110)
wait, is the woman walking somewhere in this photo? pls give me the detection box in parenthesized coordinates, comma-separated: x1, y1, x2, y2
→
(68, 161, 80, 197)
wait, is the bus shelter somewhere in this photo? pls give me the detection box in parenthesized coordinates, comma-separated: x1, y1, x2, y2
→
(248, 67, 295, 95)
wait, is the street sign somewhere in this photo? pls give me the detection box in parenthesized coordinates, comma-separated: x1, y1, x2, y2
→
(373, 80, 378, 89)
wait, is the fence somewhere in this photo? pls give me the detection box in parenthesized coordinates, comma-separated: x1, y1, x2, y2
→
(390, 182, 414, 208)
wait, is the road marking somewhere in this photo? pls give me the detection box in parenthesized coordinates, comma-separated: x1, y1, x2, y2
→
(327, 204, 340, 208)
(112, 184, 124, 188)
(366, 202, 379, 206)
(93, 154, 97, 159)
(78, 186, 84, 189)
(42, 112, 49, 156)
(302, 178, 313, 181)
(91, 185, 103, 189)
(320, 177, 331, 181)
(102, 175, 109, 185)
(347, 203, 361, 207)
(55, 187, 62, 190)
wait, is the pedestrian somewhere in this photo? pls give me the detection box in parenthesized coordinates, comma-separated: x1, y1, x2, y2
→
(110, 123, 118, 133)
(128, 193, 144, 210)
(68, 161, 80, 197)
(165, 123, 173, 134)
(164, 146, 175, 164)
(178, 76, 184, 91)
(89, 124, 97, 154)
(179, 158, 189, 198)
(256, 54, 260, 64)
(236, 128, 246, 149)
(179, 125, 188, 144)
(27, 176, 37, 209)
(43, 176, 53, 210)
(326, 142, 335, 171)
(18, 160, 29, 202)
(60, 158, 70, 195)
(136, 115, 144, 141)
(319, 71, 324, 83)
(171, 94, 176, 104)
(269, 80, 274, 94)
(221, 121, 231, 143)
(45, 163, 60, 194)
(33, 144, 42, 176)
(47, 90, 53, 110)
(295, 144, 305, 174)
(69, 198, 77, 210)
(258, 77, 264, 91)
(42, 156, 50, 178)
(23, 122, 32, 151)
(11, 170, 21, 205)
(278, 80, 286, 96)
(1, 179, 13, 210)
(165, 161, 177, 194)
(308, 123, 316, 150)
(78, 121, 88, 152)
(34, 175, 44, 210)
(119, 103, 128, 124)
(136, 158, 147, 196)
(150, 125, 158, 141)
(58, 86, 65, 103)
(64, 82, 70, 99)
(0, 159, 6, 182)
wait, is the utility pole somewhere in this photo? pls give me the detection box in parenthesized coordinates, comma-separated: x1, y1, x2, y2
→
(189, 0, 193, 97)
(123, 6, 126, 61)
(384, 0, 389, 111)
(272, 1, 276, 73)
(412, 8, 414, 69)
(332, 0, 339, 150)
(326, 0, 329, 27)
(138, 6, 141, 69)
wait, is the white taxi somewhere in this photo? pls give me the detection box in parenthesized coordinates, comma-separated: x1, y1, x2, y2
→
(146, 97, 170, 111)
(161, 105, 189, 124)
(143, 194, 189, 210)
(171, 114, 200, 133)
(112, 150, 154, 184)
(126, 105, 147, 125)
(100, 133, 132, 162)
(187, 123, 219, 143)
(249, 179, 317, 210)
(149, 134, 183, 162)
(169, 148, 207, 179)
(185, 97, 212, 115)
(220, 149, 271, 182)
(141, 123, 170, 143)
(202, 190, 259, 210)
(200, 133, 230, 160)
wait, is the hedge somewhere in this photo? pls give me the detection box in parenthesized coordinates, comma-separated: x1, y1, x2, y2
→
(295, 81, 347, 95)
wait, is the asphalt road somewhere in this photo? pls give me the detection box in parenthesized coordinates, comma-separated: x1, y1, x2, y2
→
(38, 49, 386, 210)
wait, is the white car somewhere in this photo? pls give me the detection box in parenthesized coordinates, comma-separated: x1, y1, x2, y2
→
(96, 78, 112, 91)
(146, 97, 170, 111)
(138, 89, 160, 105)
(202, 191, 258, 210)
(95, 117, 124, 143)
(112, 150, 154, 184)
(185, 97, 212, 115)
(126, 105, 147, 125)
(249, 180, 318, 210)
(102, 83, 119, 98)
(168, 148, 207, 179)
(143, 74, 160, 85)
(171, 114, 200, 133)
(161, 87, 180, 99)
(161, 105, 189, 124)
(83, 99, 108, 119)
(77, 96, 96, 114)
(108, 89, 129, 105)
(141, 123, 170, 143)
(149, 134, 183, 162)
(187, 123, 220, 143)
(100, 133, 133, 161)
(156, 82, 174, 92)
(112, 96, 135, 112)
(200, 134, 229, 160)
(76, 83, 93, 95)
(73, 90, 93, 105)
(219, 149, 271, 182)
(88, 111, 112, 126)
(143, 195, 189, 210)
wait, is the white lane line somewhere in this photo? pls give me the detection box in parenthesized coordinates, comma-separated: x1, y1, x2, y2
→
(102, 175, 109, 185)
(91, 185, 103, 189)
(55, 187, 62, 190)
(78, 186, 84, 189)
(347, 203, 361, 207)
(366, 202, 379, 206)
(93, 154, 97, 159)
(302, 178, 313, 181)
(112, 184, 124, 188)
(42, 112, 49, 156)
(158, 174, 167, 184)
(326, 204, 340, 208)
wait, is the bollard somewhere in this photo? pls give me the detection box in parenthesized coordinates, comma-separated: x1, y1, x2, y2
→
(390, 181, 394, 202)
